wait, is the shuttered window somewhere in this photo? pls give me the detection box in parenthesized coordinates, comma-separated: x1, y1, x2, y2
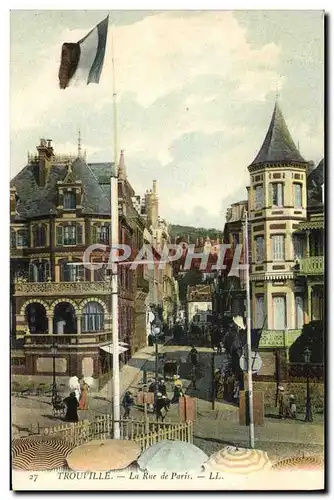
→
(273, 295, 286, 330)
(295, 295, 304, 329)
(255, 236, 264, 263)
(270, 183, 284, 207)
(293, 236, 304, 260)
(56, 224, 83, 246)
(294, 184, 302, 208)
(63, 192, 76, 210)
(255, 296, 264, 329)
(272, 235, 285, 260)
(254, 185, 264, 210)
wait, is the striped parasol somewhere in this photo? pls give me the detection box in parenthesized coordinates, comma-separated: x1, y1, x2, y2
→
(67, 439, 141, 471)
(272, 455, 324, 471)
(12, 437, 74, 471)
(205, 446, 272, 475)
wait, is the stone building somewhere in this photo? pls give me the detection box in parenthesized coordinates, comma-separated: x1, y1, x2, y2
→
(10, 139, 148, 382)
(187, 284, 212, 328)
(141, 181, 179, 332)
(247, 102, 324, 366)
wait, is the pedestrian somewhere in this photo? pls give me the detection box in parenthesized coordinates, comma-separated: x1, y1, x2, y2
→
(122, 390, 134, 418)
(233, 380, 240, 405)
(79, 380, 89, 410)
(278, 386, 288, 419)
(63, 392, 79, 423)
(289, 394, 297, 418)
(158, 378, 167, 396)
(189, 345, 199, 367)
(155, 393, 170, 421)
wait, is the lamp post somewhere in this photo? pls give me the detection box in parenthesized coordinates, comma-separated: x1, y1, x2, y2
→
(211, 347, 216, 410)
(51, 341, 58, 401)
(303, 347, 313, 422)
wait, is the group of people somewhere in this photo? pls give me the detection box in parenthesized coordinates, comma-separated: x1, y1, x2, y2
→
(278, 386, 297, 419)
(59, 377, 91, 423)
(213, 368, 240, 404)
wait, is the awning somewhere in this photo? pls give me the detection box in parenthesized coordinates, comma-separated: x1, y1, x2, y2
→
(100, 343, 129, 354)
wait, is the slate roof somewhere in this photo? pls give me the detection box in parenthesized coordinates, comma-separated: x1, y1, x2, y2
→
(307, 158, 324, 207)
(10, 158, 114, 221)
(250, 103, 307, 166)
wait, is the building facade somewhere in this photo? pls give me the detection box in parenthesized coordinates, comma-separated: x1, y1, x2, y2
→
(247, 103, 324, 359)
(10, 140, 148, 381)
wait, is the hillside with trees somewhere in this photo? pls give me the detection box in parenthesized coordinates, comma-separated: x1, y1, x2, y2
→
(168, 224, 223, 243)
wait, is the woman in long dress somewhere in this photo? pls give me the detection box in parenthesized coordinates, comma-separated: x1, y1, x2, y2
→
(79, 381, 89, 410)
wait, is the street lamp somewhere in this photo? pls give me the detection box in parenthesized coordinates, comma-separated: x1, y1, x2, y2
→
(303, 347, 313, 423)
(51, 341, 58, 402)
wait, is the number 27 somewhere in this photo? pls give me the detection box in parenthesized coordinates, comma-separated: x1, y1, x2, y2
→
(29, 474, 38, 482)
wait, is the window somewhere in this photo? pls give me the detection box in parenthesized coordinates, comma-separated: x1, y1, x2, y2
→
(270, 183, 284, 207)
(82, 302, 104, 332)
(32, 225, 47, 247)
(255, 236, 264, 263)
(293, 236, 304, 260)
(16, 229, 29, 247)
(63, 191, 76, 210)
(273, 295, 286, 330)
(29, 260, 50, 282)
(93, 225, 109, 244)
(255, 296, 264, 329)
(254, 185, 264, 210)
(295, 295, 304, 329)
(60, 260, 84, 282)
(56, 224, 83, 246)
(293, 184, 302, 208)
(272, 235, 285, 261)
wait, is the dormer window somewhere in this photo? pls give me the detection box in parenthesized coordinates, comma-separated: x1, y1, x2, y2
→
(63, 191, 76, 210)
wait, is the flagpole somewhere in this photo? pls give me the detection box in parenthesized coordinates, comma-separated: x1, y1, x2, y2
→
(244, 211, 255, 448)
(110, 21, 121, 440)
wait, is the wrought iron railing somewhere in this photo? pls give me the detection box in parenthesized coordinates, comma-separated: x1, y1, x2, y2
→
(24, 332, 109, 346)
(14, 281, 111, 296)
(298, 256, 324, 275)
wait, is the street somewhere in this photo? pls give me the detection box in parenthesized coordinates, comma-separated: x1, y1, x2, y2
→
(12, 342, 324, 464)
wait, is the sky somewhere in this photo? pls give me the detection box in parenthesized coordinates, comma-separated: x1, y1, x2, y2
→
(10, 10, 324, 230)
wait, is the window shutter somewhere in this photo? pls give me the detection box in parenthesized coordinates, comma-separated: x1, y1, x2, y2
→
(269, 183, 274, 206)
(28, 263, 34, 282)
(10, 229, 16, 248)
(56, 225, 63, 246)
(76, 224, 83, 244)
(92, 225, 98, 244)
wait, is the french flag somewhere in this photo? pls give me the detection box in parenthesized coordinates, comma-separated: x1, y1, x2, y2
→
(58, 16, 109, 89)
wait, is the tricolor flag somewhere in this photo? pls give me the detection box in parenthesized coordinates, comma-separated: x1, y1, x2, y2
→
(58, 16, 109, 89)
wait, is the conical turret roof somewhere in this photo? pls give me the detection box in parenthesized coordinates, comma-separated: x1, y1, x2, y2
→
(250, 103, 306, 167)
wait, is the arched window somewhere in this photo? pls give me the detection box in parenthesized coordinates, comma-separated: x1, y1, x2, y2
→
(32, 224, 47, 247)
(82, 302, 104, 332)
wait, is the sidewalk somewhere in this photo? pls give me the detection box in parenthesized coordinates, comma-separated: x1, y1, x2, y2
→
(97, 345, 157, 399)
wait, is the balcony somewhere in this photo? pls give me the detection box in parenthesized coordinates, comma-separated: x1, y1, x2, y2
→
(259, 329, 302, 348)
(14, 281, 111, 296)
(297, 256, 324, 275)
(24, 332, 110, 347)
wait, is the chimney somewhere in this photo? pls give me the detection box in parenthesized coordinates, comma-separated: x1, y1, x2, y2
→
(153, 180, 157, 194)
(118, 150, 127, 180)
(36, 138, 53, 186)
